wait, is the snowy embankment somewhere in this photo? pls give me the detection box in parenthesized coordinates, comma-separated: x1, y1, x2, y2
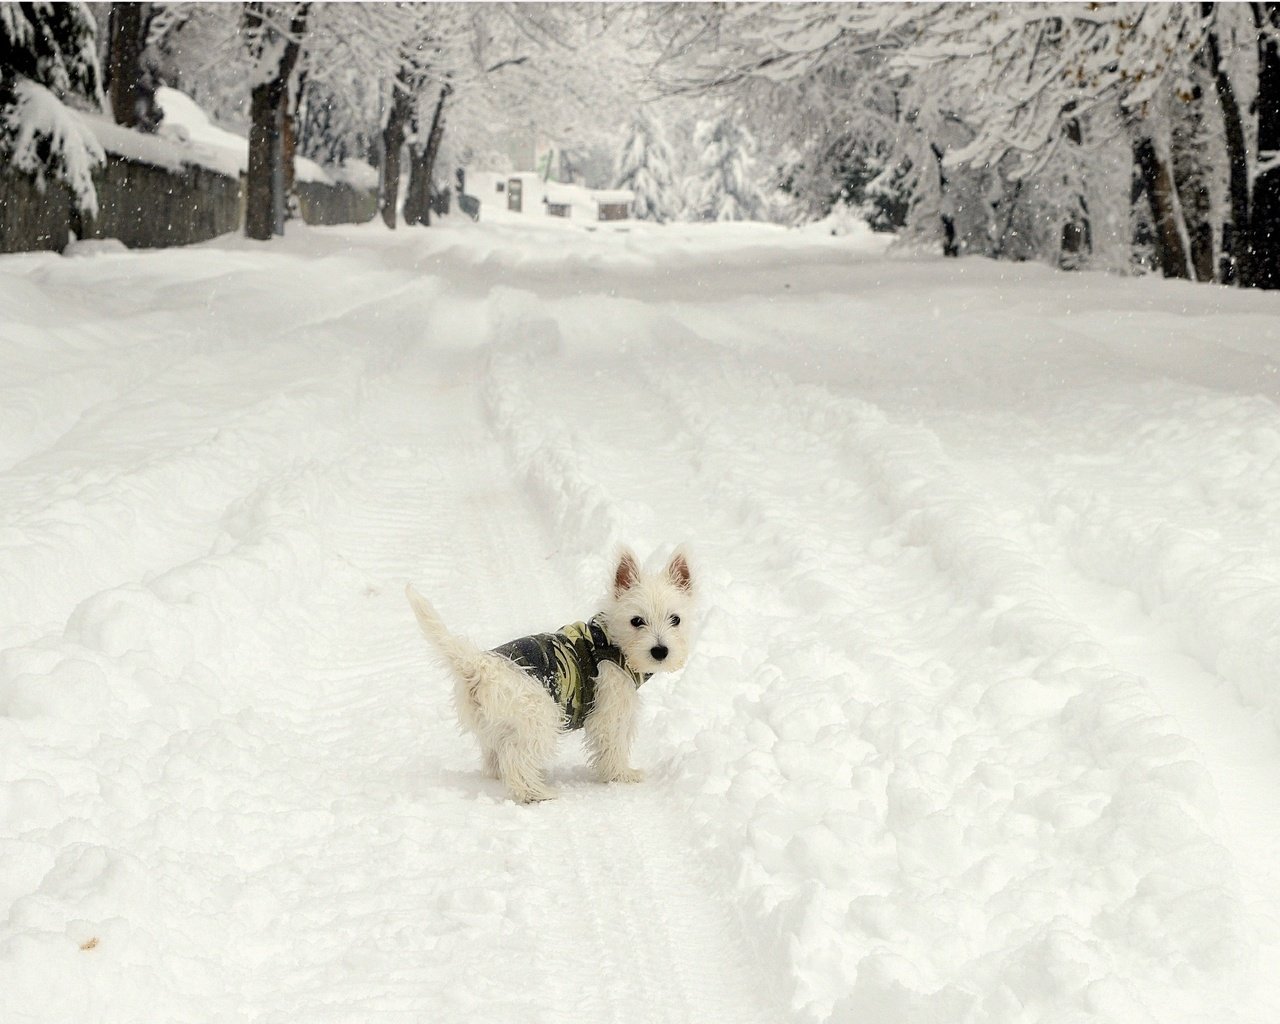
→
(2, 217, 1280, 1023)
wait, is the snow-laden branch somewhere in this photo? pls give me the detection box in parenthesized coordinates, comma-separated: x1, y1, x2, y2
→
(2, 78, 105, 215)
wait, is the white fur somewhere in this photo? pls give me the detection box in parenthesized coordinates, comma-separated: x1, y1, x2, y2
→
(406, 547, 694, 803)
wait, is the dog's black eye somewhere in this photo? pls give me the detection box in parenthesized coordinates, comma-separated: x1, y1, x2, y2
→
(669, 614, 681, 627)
(630, 616, 646, 629)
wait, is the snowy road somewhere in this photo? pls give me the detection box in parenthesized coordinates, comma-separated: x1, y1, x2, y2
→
(3, 219, 1280, 1023)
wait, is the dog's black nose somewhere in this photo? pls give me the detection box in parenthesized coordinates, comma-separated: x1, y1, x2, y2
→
(650, 645, 668, 662)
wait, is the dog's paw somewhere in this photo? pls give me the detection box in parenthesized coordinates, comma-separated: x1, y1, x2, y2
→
(515, 784, 559, 803)
(606, 767, 645, 785)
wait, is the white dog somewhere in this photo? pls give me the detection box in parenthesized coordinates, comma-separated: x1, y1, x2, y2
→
(406, 547, 694, 803)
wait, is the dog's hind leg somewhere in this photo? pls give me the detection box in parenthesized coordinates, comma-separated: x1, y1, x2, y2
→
(474, 662, 563, 802)
(460, 653, 563, 802)
(495, 734, 559, 803)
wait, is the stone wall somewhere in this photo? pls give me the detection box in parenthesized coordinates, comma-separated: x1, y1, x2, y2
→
(0, 173, 74, 254)
(87, 157, 242, 248)
(1, 154, 376, 255)
(295, 179, 378, 227)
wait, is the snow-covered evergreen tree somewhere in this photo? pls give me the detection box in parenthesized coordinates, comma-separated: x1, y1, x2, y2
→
(689, 108, 766, 222)
(615, 107, 679, 223)
(1, 2, 105, 214)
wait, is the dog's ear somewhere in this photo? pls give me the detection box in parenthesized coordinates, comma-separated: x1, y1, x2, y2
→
(613, 547, 641, 596)
(665, 547, 693, 593)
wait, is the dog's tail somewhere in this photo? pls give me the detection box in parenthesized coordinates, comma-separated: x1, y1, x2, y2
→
(405, 584, 480, 668)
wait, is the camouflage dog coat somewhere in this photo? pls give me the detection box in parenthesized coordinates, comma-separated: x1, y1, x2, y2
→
(491, 616, 649, 730)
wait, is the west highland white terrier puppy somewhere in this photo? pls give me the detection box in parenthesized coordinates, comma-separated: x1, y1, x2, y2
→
(406, 547, 695, 803)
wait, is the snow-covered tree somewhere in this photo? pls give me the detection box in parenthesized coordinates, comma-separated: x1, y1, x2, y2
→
(883, 4, 1208, 275)
(689, 108, 766, 222)
(1250, 1, 1280, 288)
(614, 107, 679, 222)
(389, 3, 655, 227)
(648, 1, 1279, 283)
(145, 4, 246, 128)
(137, 2, 655, 232)
(296, 67, 378, 167)
(1, 2, 105, 215)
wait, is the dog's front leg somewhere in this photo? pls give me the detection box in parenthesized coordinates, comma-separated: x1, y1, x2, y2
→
(584, 664, 644, 784)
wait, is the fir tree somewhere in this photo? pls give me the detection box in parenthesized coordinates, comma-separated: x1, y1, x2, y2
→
(0, 2, 105, 214)
(615, 108, 678, 223)
(689, 109, 766, 223)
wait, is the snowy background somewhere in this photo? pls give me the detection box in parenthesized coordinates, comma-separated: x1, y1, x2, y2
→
(6, 2, 1280, 1023)
(4, 213, 1280, 1023)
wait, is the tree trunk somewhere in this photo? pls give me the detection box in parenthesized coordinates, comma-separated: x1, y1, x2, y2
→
(107, 3, 161, 131)
(1203, 6, 1250, 284)
(930, 142, 959, 258)
(281, 67, 304, 223)
(246, 79, 278, 241)
(1058, 117, 1092, 269)
(404, 85, 451, 228)
(1060, 210, 1091, 268)
(1249, 2, 1280, 288)
(402, 141, 430, 226)
(1171, 80, 1215, 283)
(379, 77, 415, 229)
(992, 179, 1023, 260)
(1134, 134, 1194, 280)
(244, 2, 308, 242)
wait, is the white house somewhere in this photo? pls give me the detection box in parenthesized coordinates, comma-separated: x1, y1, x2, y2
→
(468, 171, 633, 222)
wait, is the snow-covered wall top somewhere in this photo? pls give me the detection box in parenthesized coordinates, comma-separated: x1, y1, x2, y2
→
(542, 181, 590, 214)
(78, 88, 374, 190)
(81, 110, 240, 179)
(589, 188, 635, 204)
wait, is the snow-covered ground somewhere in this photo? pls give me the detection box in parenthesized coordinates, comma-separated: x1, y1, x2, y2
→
(3, 216, 1280, 1023)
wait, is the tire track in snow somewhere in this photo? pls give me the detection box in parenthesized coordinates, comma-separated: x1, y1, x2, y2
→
(0, 344, 370, 648)
(209, 368, 568, 1020)
(482, 311, 978, 1020)
(1, 243, 788, 1024)
(151, 321, 786, 1023)
(476, 291, 791, 1024)
(931, 410, 1280, 1024)
(1038, 548, 1280, 1024)
(701, 352, 1255, 1022)
(8, 229, 1269, 1023)
(481, 305, 935, 1021)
